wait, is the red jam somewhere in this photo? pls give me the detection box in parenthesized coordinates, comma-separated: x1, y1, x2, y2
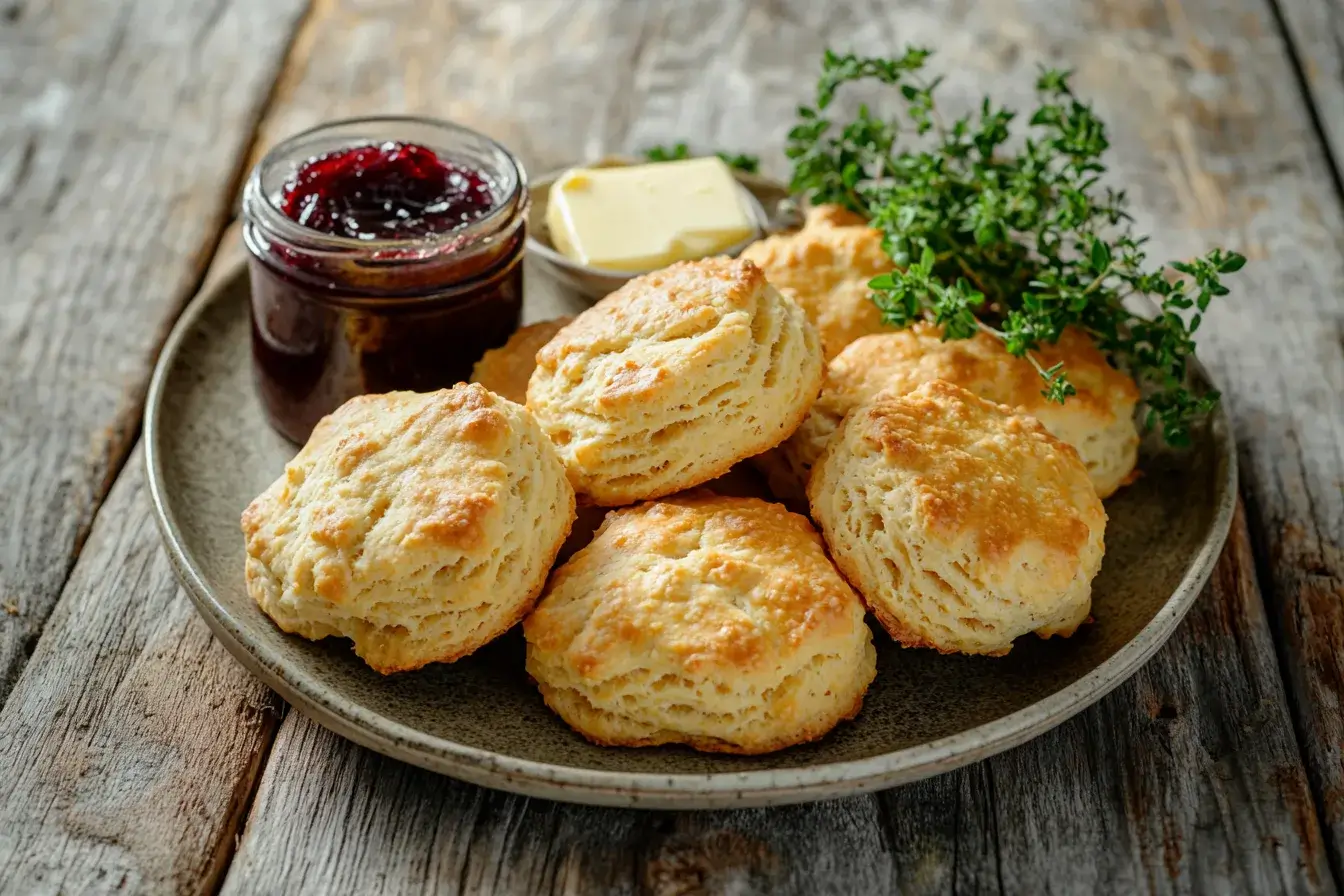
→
(280, 142, 497, 240)
(243, 120, 527, 444)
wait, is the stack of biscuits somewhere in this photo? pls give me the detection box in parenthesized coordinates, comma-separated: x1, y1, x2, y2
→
(243, 206, 1138, 755)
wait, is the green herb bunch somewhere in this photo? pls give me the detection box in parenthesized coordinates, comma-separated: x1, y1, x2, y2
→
(785, 48, 1245, 446)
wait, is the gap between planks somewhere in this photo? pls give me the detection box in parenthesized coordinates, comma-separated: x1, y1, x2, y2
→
(0, 0, 310, 889)
(0, 0, 311, 708)
(1240, 0, 1344, 883)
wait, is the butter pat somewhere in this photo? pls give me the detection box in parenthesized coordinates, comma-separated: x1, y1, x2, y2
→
(545, 157, 757, 272)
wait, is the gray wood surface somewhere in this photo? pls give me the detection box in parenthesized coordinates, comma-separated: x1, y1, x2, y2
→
(0, 0, 307, 702)
(223, 713, 903, 896)
(1254, 0, 1344, 873)
(1155, 0, 1344, 873)
(0, 450, 284, 894)
(1, 0, 1342, 892)
(1276, 0, 1344, 171)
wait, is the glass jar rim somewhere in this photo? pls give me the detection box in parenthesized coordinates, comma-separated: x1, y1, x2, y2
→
(243, 114, 528, 256)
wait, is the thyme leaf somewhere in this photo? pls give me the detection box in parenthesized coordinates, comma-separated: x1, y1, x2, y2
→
(786, 48, 1245, 445)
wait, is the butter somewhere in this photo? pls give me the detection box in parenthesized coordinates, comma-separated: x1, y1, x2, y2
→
(545, 157, 757, 271)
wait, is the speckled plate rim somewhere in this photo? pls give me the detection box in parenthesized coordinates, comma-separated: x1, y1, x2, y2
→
(144, 263, 1237, 810)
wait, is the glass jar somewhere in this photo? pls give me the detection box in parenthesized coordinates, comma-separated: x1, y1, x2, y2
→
(242, 116, 528, 443)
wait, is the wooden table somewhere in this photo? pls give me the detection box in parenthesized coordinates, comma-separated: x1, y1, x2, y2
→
(2, 0, 1342, 892)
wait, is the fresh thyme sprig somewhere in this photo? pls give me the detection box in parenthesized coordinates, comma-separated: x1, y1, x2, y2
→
(785, 48, 1245, 446)
(644, 142, 761, 174)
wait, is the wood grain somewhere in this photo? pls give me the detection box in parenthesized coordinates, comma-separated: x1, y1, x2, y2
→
(222, 713, 902, 896)
(0, 0, 307, 703)
(0, 0, 1330, 890)
(1274, 0, 1344, 177)
(214, 1, 1335, 893)
(1086, 0, 1344, 874)
(0, 449, 285, 894)
(1255, 0, 1344, 874)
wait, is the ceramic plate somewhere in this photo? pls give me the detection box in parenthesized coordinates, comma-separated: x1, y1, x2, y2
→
(145, 252, 1235, 809)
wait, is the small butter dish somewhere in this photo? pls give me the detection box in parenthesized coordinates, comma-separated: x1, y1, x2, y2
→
(526, 156, 788, 303)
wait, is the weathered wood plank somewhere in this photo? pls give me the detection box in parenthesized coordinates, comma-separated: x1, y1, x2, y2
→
(1256, 0, 1344, 875)
(215, 0, 1334, 892)
(1274, 0, 1344, 174)
(1094, 0, 1344, 875)
(0, 448, 286, 894)
(0, 0, 308, 703)
(223, 714, 905, 896)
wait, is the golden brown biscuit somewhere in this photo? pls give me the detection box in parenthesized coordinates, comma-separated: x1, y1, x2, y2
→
(804, 204, 870, 228)
(526, 257, 823, 506)
(470, 317, 573, 404)
(809, 381, 1106, 656)
(524, 493, 876, 753)
(762, 323, 1140, 502)
(242, 384, 576, 674)
(553, 465, 774, 563)
(739, 204, 892, 359)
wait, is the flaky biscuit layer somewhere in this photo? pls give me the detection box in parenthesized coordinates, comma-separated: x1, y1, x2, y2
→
(764, 323, 1140, 503)
(242, 384, 576, 674)
(739, 204, 893, 360)
(526, 257, 823, 506)
(524, 493, 876, 753)
(809, 381, 1106, 656)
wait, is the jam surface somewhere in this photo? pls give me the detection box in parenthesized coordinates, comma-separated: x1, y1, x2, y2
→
(280, 141, 498, 240)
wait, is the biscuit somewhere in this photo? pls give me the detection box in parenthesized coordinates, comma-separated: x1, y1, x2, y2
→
(470, 317, 573, 404)
(554, 464, 774, 563)
(526, 257, 823, 506)
(739, 204, 892, 359)
(809, 381, 1106, 656)
(524, 493, 876, 753)
(763, 323, 1140, 502)
(242, 384, 576, 674)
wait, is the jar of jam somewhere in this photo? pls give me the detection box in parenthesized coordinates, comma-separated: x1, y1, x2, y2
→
(242, 116, 528, 443)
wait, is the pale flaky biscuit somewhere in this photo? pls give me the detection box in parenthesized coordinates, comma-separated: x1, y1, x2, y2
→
(763, 323, 1140, 503)
(470, 317, 573, 404)
(242, 384, 576, 674)
(739, 204, 892, 359)
(809, 381, 1106, 656)
(526, 257, 823, 506)
(524, 493, 876, 753)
